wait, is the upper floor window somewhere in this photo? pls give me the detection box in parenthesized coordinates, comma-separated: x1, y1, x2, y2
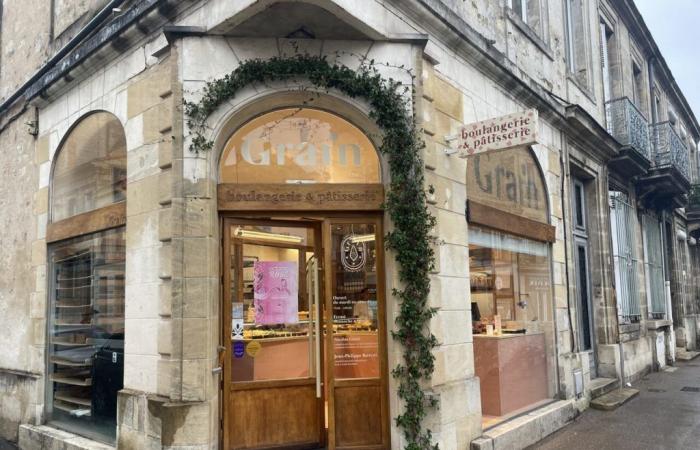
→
(599, 20, 615, 103)
(565, 0, 591, 89)
(220, 108, 381, 185)
(509, 0, 547, 40)
(51, 112, 127, 222)
(632, 61, 645, 112)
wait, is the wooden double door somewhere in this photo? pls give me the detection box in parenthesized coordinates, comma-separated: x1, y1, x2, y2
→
(222, 216, 389, 450)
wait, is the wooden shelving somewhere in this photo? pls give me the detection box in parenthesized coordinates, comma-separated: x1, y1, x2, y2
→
(49, 232, 125, 421)
(50, 374, 92, 386)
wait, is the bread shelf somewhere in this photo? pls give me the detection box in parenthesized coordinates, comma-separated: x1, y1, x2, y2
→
(51, 374, 92, 386)
(54, 400, 91, 417)
(54, 393, 92, 407)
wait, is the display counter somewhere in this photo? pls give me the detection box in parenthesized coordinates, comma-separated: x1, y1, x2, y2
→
(231, 336, 311, 381)
(473, 332, 548, 416)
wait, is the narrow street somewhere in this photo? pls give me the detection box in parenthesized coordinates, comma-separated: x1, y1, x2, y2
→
(531, 361, 700, 450)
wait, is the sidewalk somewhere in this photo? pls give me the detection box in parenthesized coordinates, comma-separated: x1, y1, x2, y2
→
(530, 360, 700, 450)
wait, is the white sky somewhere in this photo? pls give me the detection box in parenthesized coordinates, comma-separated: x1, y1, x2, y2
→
(634, 0, 700, 121)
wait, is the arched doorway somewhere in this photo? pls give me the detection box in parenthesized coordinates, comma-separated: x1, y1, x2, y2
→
(218, 107, 389, 450)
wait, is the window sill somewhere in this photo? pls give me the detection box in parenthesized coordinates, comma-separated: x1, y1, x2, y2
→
(505, 8, 554, 62)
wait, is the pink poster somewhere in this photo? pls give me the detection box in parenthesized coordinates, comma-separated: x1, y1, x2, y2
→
(253, 261, 299, 325)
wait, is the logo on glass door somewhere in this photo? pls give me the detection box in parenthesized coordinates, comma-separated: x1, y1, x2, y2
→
(340, 234, 367, 272)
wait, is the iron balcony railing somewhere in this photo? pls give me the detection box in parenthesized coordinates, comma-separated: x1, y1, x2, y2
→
(605, 97, 651, 162)
(649, 121, 690, 182)
(689, 184, 700, 211)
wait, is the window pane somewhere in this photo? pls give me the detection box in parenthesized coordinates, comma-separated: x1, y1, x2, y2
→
(47, 228, 125, 442)
(469, 226, 555, 428)
(52, 113, 126, 222)
(567, 0, 589, 87)
(220, 108, 381, 184)
(331, 223, 380, 379)
(229, 225, 316, 382)
(574, 183, 585, 229)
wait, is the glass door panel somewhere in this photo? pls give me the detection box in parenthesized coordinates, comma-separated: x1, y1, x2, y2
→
(329, 223, 380, 379)
(229, 224, 317, 382)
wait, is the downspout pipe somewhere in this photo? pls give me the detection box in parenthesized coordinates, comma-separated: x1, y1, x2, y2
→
(0, 0, 127, 117)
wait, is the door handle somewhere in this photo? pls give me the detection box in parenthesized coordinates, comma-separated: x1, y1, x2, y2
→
(314, 258, 322, 399)
(212, 367, 223, 375)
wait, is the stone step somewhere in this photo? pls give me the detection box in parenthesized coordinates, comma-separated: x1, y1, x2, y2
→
(589, 377, 619, 399)
(676, 348, 700, 361)
(590, 387, 639, 411)
(471, 400, 577, 450)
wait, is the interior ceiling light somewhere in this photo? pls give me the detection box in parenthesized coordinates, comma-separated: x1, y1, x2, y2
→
(234, 228, 304, 243)
(350, 234, 375, 243)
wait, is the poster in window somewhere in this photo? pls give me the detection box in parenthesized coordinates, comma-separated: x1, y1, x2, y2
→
(253, 261, 299, 325)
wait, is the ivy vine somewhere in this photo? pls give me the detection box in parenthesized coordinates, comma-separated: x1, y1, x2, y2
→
(184, 54, 438, 450)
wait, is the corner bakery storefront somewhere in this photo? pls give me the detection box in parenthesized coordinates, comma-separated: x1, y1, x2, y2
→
(216, 106, 389, 450)
(462, 116, 558, 430)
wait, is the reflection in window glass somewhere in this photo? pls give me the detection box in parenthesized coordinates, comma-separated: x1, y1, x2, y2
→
(469, 226, 555, 428)
(47, 228, 125, 443)
(331, 223, 379, 379)
(220, 108, 380, 184)
(52, 113, 127, 222)
(229, 225, 317, 382)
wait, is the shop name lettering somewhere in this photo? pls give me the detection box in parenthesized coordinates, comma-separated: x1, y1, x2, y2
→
(231, 189, 378, 204)
(240, 138, 362, 166)
(473, 155, 541, 209)
(460, 117, 533, 153)
(456, 109, 538, 156)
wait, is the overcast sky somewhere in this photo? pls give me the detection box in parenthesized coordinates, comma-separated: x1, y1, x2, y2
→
(635, 0, 700, 120)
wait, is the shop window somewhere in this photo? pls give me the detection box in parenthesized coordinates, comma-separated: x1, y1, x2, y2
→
(47, 112, 126, 443)
(220, 108, 380, 184)
(469, 226, 555, 428)
(51, 112, 126, 222)
(609, 190, 640, 323)
(565, 0, 591, 89)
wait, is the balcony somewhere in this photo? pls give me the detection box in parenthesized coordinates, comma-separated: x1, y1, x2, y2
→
(637, 121, 691, 208)
(605, 97, 651, 177)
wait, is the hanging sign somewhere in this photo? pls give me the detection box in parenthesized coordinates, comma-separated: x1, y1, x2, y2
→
(453, 109, 539, 157)
(253, 261, 299, 325)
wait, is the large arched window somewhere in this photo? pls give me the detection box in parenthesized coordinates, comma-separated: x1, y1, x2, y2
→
(46, 112, 126, 444)
(51, 112, 127, 221)
(220, 108, 381, 184)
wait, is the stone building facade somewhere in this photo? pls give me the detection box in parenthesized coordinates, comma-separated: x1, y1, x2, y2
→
(0, 1, 698, 450)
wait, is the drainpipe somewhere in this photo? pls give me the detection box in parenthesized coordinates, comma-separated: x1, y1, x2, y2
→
(0, 0, 128, 117)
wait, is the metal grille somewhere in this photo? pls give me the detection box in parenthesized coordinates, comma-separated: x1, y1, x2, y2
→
(643, 214, 666, 318)
(605, 97, 651, 161)
(610, 191, 641, 322)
